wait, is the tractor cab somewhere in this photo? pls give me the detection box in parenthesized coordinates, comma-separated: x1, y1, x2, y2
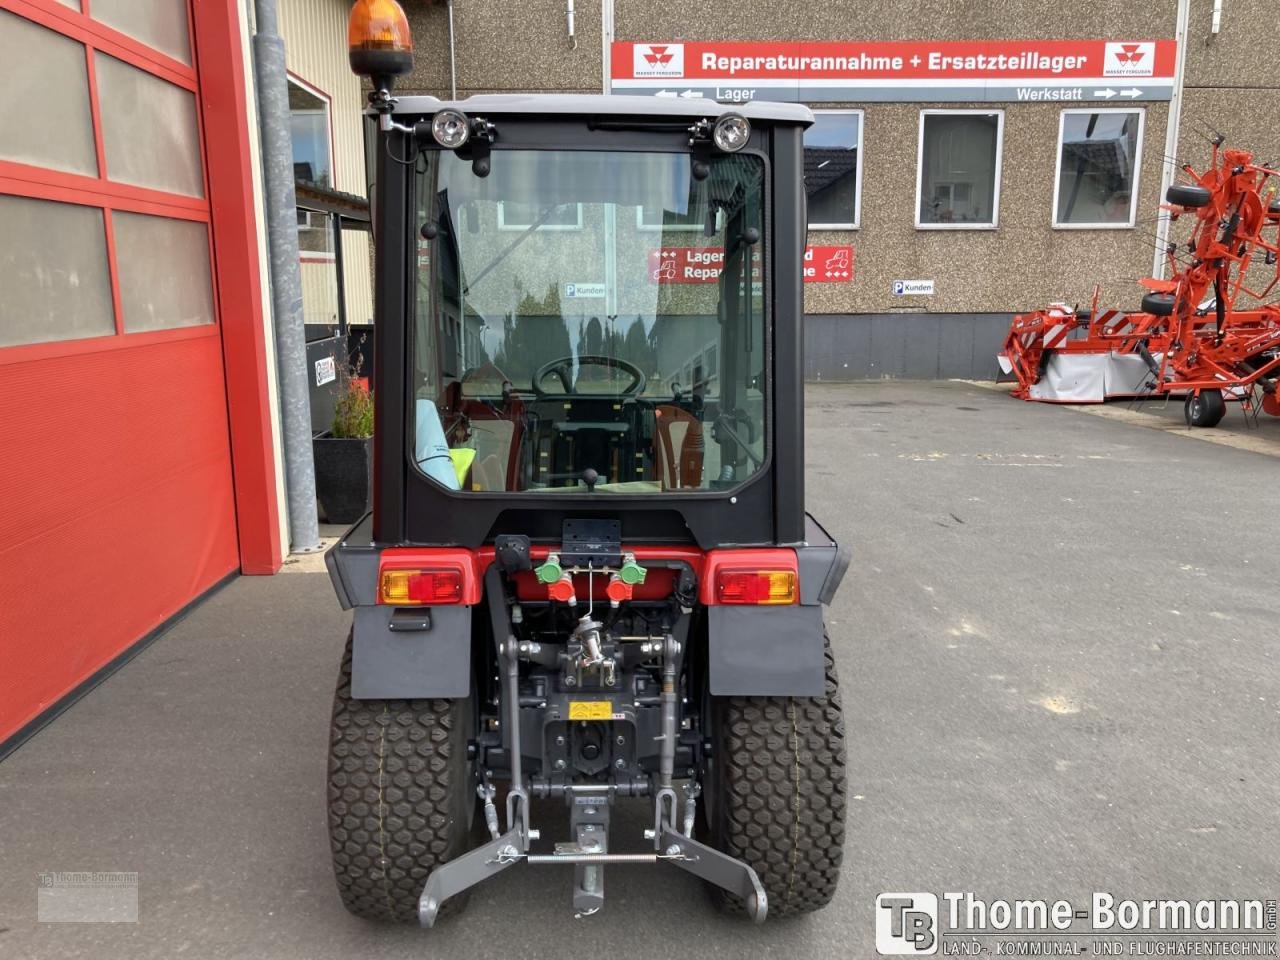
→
(372, 94, 814, 549)
(325, 1, 849, 930)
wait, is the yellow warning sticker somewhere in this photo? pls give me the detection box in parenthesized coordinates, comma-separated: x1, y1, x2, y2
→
(568, 700, 613, 721)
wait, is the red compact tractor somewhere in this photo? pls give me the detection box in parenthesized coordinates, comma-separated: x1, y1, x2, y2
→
(323, 0, 850, 928)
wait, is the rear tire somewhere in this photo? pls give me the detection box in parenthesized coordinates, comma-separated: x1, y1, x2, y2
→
(327, 632, 475, 923)
(702, 635, 847, 919)
(1185, 389, 1227, 428)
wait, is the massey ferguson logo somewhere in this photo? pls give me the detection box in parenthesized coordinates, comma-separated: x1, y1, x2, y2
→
(644, 46, 676, 66)
(1103, 41, 1156, 77)
(1114, 44, 1146, 64)
(633, 43, 684, 77)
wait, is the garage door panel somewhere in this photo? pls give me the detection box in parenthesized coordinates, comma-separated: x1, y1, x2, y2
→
(0, 335, 234, 548)
(0, 9, 99, 176)
(0, 0, 277, 748)
(113, 211, 215, 331)
(0, 194, 115, 347)
(0, 444, 237, 739)
(95, 50, 204, 198)
(91, 0, 193, 67)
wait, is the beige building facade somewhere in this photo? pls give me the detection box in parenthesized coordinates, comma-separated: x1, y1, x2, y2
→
(398, 0, 1280, 378)
(277, 0, 375, 334)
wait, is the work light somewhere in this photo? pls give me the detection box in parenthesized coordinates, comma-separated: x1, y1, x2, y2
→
(713, 113, 751, 152)
(432, 109, 471, 148)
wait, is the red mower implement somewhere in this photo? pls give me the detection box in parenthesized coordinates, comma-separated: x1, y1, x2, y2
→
(1000, 139, 1280, 427)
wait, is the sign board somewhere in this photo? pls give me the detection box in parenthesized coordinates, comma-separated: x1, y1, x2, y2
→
(648, 245, 853, 284)
(805, 245, 853, 282)
(314, 355, 336, 386)
(564, 282, 607, 299)
(612, 40, 1176, 103)
(893, 280, 934, 296)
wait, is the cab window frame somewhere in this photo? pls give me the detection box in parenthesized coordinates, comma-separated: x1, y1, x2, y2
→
(405, 134, 776, 501)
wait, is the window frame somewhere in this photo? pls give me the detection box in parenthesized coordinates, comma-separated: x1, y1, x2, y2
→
(296, 207, 337, 263)
(409, 140, 775, 500)
(635, 204, 724, 233)
(286, 72, 336, 190)
(1051, 107, 1145, 231)
(805, 107, 864, 230)
(914, 108, 1005, 231)
(496, 201, 585, 232)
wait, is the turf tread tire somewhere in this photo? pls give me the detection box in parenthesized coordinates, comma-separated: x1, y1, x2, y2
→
(327, 634, 472, 923)
(708, 637, 847, 919)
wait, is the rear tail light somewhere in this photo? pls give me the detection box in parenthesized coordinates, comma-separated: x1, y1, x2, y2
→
(715, 569, 798, 605)
(379, 567, 465, 605)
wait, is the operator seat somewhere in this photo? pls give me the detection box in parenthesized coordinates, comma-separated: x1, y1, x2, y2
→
(653, 405, 705, 490)
(438, 380, 527, 491)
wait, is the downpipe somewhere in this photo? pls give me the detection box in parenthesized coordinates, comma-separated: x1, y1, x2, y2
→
(252, 0, 321, 553)
(446, 0, 457, 100)
(1153, 0, 1192, 281)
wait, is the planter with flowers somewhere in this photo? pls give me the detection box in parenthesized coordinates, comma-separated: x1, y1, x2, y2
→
(313, 374, 373, 525)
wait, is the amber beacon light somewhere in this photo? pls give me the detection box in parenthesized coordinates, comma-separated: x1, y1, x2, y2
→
(348, 0, 413, 91)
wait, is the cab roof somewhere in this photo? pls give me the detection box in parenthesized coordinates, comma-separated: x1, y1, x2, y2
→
(390, 93, 813, 127)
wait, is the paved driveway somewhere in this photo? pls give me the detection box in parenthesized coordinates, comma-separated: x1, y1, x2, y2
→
(1, 381, 1276, 959)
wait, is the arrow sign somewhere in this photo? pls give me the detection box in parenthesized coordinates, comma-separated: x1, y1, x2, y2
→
(679, 89, 703, 99)
(654, 90, 677, 98)
(1094, 87, 1117, 99)
(1121, 87, 1143, 98)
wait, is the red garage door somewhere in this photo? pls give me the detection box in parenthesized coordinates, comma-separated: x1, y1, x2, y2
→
(0, 0, 276, 745)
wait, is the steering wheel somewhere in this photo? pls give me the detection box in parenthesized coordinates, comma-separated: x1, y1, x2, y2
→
(531, 354, 647, 397)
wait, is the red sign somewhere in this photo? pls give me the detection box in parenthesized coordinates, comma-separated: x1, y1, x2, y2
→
(648, 245, 853, 284)
(612, 40, 1177, 102)
(805, 245, 853, 282)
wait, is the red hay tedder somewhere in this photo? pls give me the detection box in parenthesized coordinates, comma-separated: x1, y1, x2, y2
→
(1000, 139, 1280, 427)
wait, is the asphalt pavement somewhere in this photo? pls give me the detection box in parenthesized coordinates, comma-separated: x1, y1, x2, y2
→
(1, 380, 1276, 959)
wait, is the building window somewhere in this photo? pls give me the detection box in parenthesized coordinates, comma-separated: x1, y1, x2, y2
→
(296, 207, 334, 259)
(288, 76, 333, 189)
(1053, 109, 1144, 229)
(805, 110, 862, 229)
(497, 202, 583, 231)
(916, 110, 1003, 229)
(636, 205, 722, 232)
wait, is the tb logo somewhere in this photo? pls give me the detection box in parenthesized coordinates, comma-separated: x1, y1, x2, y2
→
(876, 893, 938, 955)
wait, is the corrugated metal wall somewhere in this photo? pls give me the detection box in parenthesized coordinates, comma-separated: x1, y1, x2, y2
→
(278, 0, 374, 332)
